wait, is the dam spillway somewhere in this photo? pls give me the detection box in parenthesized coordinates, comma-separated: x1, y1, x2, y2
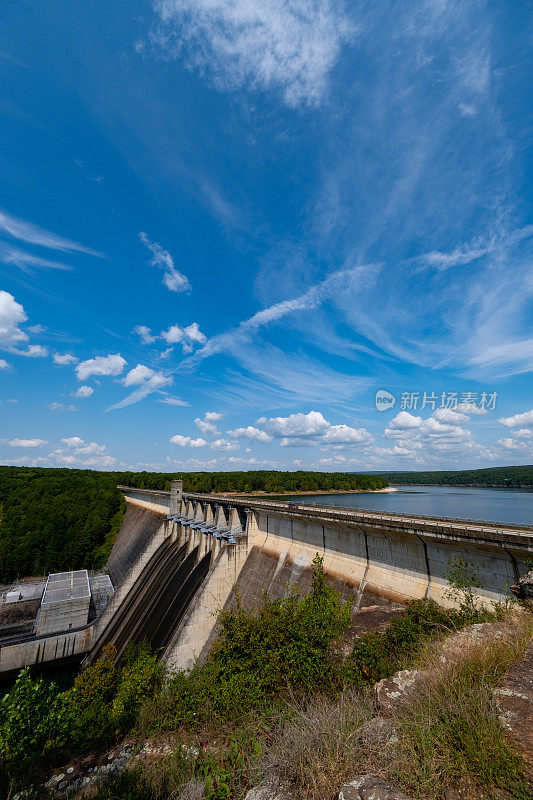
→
(0, 483, 531, 676)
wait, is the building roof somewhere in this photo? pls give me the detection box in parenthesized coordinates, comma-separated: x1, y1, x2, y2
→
(42, 570, 91, 605)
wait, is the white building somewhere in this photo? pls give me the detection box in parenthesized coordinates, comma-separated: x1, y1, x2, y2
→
(35, 570, 91, 635)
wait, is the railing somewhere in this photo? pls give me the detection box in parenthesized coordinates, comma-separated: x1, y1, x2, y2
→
(119, 487, 533, 541)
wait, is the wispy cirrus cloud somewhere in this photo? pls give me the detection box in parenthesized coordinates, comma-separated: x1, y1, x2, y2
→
(0, 241, 73, 274)
(107, 363, 173, 411)
(185, 262, 377, 366)
(0, 209, 102, 256)
(146, 0, 356, 107)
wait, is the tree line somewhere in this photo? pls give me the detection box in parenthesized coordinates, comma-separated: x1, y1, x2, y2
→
(380, 465, 533, 487)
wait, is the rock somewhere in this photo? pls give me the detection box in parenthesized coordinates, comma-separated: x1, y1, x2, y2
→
(511, 570, 533, 600)
(493, 639, 533, 779)
(244, 780, 288, 800)
(374, 670, 420, 716)
(339, 775, 413, 800)
(58, 781, 68, 790)
(67, 767, 74, 774)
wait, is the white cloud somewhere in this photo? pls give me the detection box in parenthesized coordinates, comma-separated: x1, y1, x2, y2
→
(62, 437, 85, 447)
(55, 436, 116, 468)
(107, 363, 172, 410)
(205, 411, 223, 422)
(259, 410, 330, 439)
(210, 438, 239, 451)
(380, 408, 492, 464)
(228, 425, 273, 443)
(8, 438, 48, 448)
(17, 344, 48, 358)
(0, 292, 48, 357)
(76, 354, 126, 380)
(124, 364, 159, 386)
(160, 324, 183, 345)
(385, 411, 424, 431)
(456, 403, 488, 415)
(322, 424, 372, 445)
(48, 402, 76, 411)
(149, 0, 355, 107)
(160, 322, 207, 353)
(497, 437, 527, 452)
(53, 353, 78, 366)
(169, 434, 207, 447)
(0, 358, 11, 370)
(432, 408, 468, 424)
(133, 325, 156, 345)
(498, 409, 533, 429)
(248, 410, 372, 449)
(75, 442, 106, 456)
(0, 291, 29, 350)
(0, 209, 102, 255)
(73, 385, 93, 398)
(139, 232, 191, 294)
(183, 322, 206, 344)
(195, 411, 223, 436)
(123, 364, 172, 391)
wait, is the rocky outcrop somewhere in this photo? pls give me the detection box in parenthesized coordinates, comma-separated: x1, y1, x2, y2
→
(511, 570, 533, 600)
(374, 670, 420, 716)
(244, 780, 288, 800)
(493, 639, 533, 779)
(339, 775, 413, 800)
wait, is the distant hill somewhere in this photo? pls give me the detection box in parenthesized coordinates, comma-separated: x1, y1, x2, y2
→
(380, 465, 533, 487)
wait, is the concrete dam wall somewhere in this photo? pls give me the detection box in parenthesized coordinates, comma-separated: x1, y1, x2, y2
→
(119, 487, 532, 672)
(1, 485, 531, 677)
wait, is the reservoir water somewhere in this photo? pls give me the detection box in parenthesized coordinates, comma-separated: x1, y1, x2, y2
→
(282, 485, 533, 527)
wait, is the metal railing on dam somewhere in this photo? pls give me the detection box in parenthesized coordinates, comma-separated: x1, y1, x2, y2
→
(119, 486, 533, 545)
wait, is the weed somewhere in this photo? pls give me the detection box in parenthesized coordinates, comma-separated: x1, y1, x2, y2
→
(444, 555, 489, 621)
(392, 612, 533, 799)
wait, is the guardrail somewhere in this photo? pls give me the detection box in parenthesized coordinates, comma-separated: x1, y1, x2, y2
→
(118, 487, 533, 543)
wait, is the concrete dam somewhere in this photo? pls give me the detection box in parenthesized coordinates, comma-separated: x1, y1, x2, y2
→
(1, 482, 532, 676)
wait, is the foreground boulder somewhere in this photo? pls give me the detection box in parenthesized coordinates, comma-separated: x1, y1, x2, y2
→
(244, 781, 288, 800)
(374, 669, 419, 716)
(511, 570, 533, 600)
(339, 775, 413, 800)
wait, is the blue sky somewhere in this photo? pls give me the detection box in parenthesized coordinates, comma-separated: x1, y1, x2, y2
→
(0, 0, 532, 472)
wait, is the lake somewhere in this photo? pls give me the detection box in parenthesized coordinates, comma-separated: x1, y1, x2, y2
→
(282, 485, 533, 527)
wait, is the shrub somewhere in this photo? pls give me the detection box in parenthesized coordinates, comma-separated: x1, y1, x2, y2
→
(65, 643, 118, 750)
(155, 556, 352, 728)
(0, 667, 69, 791)
(112, 642, 163, 732)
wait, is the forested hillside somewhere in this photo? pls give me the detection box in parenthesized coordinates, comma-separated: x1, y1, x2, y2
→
(381, 465, 533, 487)
(0, 467, 386, 582)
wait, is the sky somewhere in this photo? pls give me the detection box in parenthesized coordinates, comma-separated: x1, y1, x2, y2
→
(0, 0, 532, 473)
